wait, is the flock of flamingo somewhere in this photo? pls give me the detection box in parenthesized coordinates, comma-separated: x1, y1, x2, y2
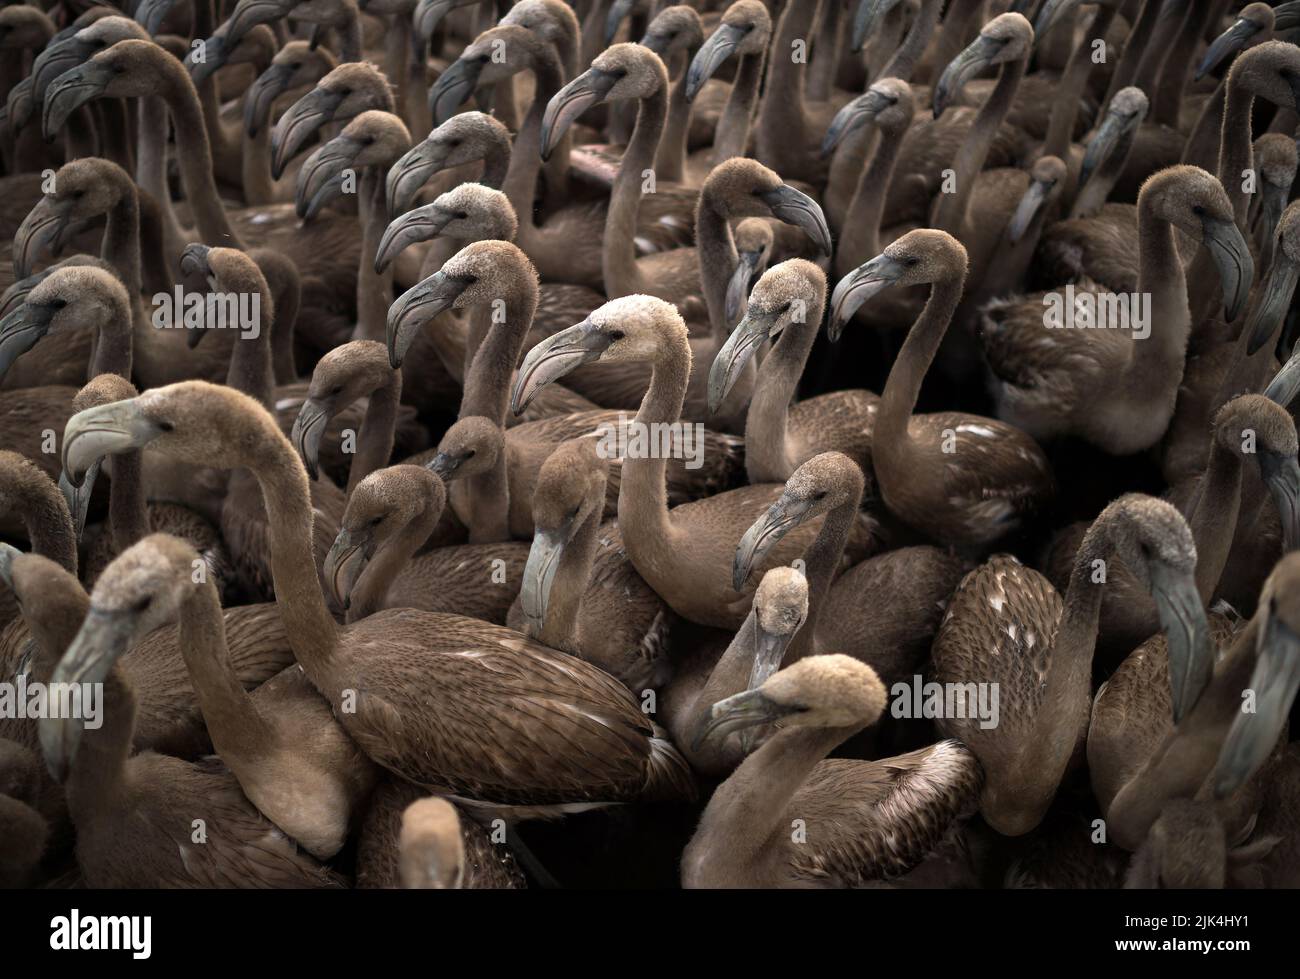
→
(0, 0, 1298, 890)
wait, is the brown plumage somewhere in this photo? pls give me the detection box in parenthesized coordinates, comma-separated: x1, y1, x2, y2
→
(682, 655, 983, 887)
(62, 381, 697, 815)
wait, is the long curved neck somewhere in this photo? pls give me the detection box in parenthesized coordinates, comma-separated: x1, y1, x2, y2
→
(654, 47, 695, 183)
(881, 0, 942, 81)
(21, 483, 78, 575)
(88, 300, 134, 379)
(875, 275, 963, 452)
(1105, 0, 1159, 102)
(1152, 0, 1206, 128)
(1218, 78, 1256, 228)
(713, 48, 765, 163)
(790, 496, 857, 663)
(100, 188, 142, 300)
(1048, 527, 1112, 726)
(348, 372, 401, 495)
(535, 499, 602, 650)
(745, 294, 826, 486)
(459, 274, 540, 426)
(225, 279, 276, 409)
(695, 185, 739, 340)
(65, 667, 133, 814)
(503, 54, 564, 234)
(348, 494, 441, 621)
(618, 326, 690, 552)
(178, 578, 275, 757)
(136, 94, 191, 262)
(755, 0, 822, 175)
(256, 426, 342, 680)
(693, 721, 855, 872)
(838, 118, 907, 277)
(1186, 438, 1244, 601)
(933, 55, 1025, 234)
(137, 189, 175, 297)
(1045, 6, 1117, 160)
(354, 168, 393, 343)
(157, 52, 245, 248)
(1129, 191, 1191, 381)
(25, 580, 88, 687)
(604, 84, 668, 297)
(106, 450, 151, 553)
(242, 111, 277, 205)
(1131, 0, 1187, 104)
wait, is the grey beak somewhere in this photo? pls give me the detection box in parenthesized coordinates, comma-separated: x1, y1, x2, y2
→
(136, 0, 182, 36)
(1246, 246, 1300, 356)
(375, 203, 456, 273)
(1212, 608, 1300, 799)
(59, 458, 101, 540)
(42, 60, 112, 139)
(1261, 452, 1300, 553)
(604, 0, 636, 45)
(732, 494, 815, 591)
(934, 34, 1004, 119)
(62, 399, 161, 490)
(270, 86, 346, 180)
(186, 34, 229, 85)
(757, 184, 832, 256)
(685, 22, 747, 100)
(425, 450, 460, 480)
(428, 54, 486, 128)
(1195, 17, 1262, 82)
(41, 607, 137, 781)
(387, 270, 475, 367)
(323, 528, 374, 611)
(1007, 175, 1054, 244)
(1200, 214, 1254, 323)
(295, 136, 363, 221)
(520, 525, 568, 632)
(224, 0, 290, 50)
(1079, 107, 1136, 189)
(851, 0, 903, 52)
(828, 254, 907, 341)
(708, 306, 779, 414)
(0, 542, 19, 590)
(1033, 0, 1080, 39)
(725, 247, 767, 326)
(414, 0, 459, 45)
(1263, 344, 1300, 408)
(14, 197, 73, 280)
(386, 137, 453, 216)
(821, 88, 893, 159)
(244, 61, 295, 138)
(691, 687, 799, 752)
(289, 397, 331, 481)
(1149, 561, 1214, 724)
(511, 319, 614, 414)
(541, 67, 621, 161)
(0, 300, 58, 381)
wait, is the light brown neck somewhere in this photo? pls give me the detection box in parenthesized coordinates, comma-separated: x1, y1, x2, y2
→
(605, 84, 668, 297)
(349, 494, 442, 621)
(178, 578, 275, 756)
(745, 290, 827, 485)
(504, 53, 565, 235)
(654, 48, 694, 183)
(156, 50, 245, 247)
(933, 54, 1026, 234)
(459, 273, 540, 426)
(618, 324, 690, 553)
(881, 0, 942, 81)
(354, 168, 394, 343)
(755, 0, 822, 176)
(875, 274, 964, 455)
(838, 117, 907, 278)
(1045, 6, 1117, 160)
(713, 48, 765, 163)
(65, 666, 133, 815)
(348, 375, 402, 496)
(690, 721, 856, 875)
